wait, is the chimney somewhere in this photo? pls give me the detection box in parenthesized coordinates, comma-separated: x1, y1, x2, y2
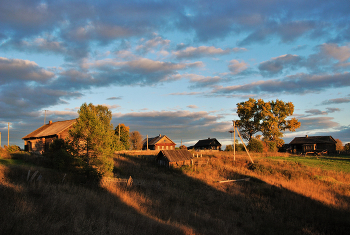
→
(305, 135, 308, 138)
(49, 120, 53, 125)
(159, 134, 161, 137)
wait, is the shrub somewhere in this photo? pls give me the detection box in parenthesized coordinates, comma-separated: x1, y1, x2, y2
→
(5, 145, 21, 153)
(44, 139, 76, 171)
(266, 141, 277, 152)
(247, 138, 263, 153)
(225, 143, 245, 151)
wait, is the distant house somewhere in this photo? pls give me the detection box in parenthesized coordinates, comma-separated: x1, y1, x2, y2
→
(22, 119, 76, 153)
(193, 138, 221, 151)
(156, 150, 193, 167)
(142, 134, 176, 150)
(289, 135, 337, 154)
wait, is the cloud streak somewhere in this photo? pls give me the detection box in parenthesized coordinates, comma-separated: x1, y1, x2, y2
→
(212, 72, 350, 95)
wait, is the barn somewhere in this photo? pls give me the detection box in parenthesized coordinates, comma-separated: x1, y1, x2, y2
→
(142, 134, 176, 150)
(289, 135, 337, 154)
(156, 150, 193, 167)
(193, 138, 221, 151)
(22, 119, 76, 153)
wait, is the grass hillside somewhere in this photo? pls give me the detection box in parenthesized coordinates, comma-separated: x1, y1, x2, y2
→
(1, 149, 349, 234)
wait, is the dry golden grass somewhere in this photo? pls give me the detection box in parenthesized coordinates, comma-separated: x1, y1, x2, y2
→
(1, 150, 349, 234)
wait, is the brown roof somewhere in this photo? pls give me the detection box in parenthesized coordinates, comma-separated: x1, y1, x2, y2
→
(158, 150, 193, 162)
(142, 135, 175, 147)
(22, 119, 76, 139)
(289, 136, 336, 145)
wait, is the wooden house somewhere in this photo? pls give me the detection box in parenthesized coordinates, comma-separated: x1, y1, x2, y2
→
(142, 134, 176, 150)
(22, 119, 76, 153)
(289, 135, 337, 154)
(156, 150, 193, 167)
(193, 138, 221, 151)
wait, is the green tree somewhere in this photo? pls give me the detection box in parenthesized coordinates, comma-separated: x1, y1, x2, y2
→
(344, 143, 350, 151)
(236, 98, 301, 147)
(247, 138, 263, 153)
(236, 98, 264, 141)
(69, 103, 117, 178)
(44, 138, 75, 171)
(225, 139, 245, 152)
(130, 131, 143, 150)
(115, 124, 130, 150)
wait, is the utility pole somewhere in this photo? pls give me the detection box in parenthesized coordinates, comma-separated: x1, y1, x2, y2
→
(118, 124, 120, 141)
(146, 135, 148, 150)
(8, 122, 10, 147)
(232, 120, 254, 164)
(233, 120, 236, 161)
(44, 110, 48, 124)
(0, 131, 1, 148)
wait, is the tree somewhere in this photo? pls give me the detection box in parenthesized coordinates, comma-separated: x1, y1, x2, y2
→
(236, 98, 301, 147)
(225, 139, 244, 152)
(44, 138, 75, 171)
(247, 138, 263, 153)
(335, 139, 343, 151)
(344, 143, 350, 151)
(69, 103, 117, 178)
(115, 124, 130, 150)
(130, 131, 143, 150)
(236, 98, 264, 141)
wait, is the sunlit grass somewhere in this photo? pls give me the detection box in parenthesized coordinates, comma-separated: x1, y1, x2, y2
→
(265, 155, 350, 173)
(1, 150, 349, 234)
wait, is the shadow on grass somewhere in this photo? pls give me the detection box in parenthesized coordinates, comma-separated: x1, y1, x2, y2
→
(113, 154, 350, 235)
(0, 164, 187, 235)
(1, 153, 349, 235)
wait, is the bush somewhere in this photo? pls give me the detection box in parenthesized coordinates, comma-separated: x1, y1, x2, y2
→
(44, 139, 76, 171)
(5, 145, 21, 153)
(266, 141, 277, 152)
(225, 143, 245, 152)
(247, 138, 263, 153)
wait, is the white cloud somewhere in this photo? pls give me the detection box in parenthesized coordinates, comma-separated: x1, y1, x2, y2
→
(173, 46, 232, 59)
(0, 57, 54, 85)
(228, 59, 248, 75)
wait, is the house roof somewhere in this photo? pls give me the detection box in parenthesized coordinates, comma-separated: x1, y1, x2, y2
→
(142, 135, 175, 147)
(289, 136, 336, 145)
(194, 138, 221, 147)
(157, 150, 193, 162)
(22, 119, 76, 139)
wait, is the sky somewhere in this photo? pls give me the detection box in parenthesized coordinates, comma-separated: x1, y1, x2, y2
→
(1, 0, 350, 149)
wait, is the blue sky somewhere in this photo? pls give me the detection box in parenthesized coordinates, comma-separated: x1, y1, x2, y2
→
(1, 0, 350, 148)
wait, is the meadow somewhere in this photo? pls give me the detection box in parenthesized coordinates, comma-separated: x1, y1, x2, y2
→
(0, 149, 349, 235)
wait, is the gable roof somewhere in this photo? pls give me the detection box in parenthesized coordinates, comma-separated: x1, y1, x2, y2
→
(194, 138, 221, 147)
(289, 136, 336, 145)
(157, 150, 193, 162)
(22, 119, 76, 139)
(143, 135, 175, 146)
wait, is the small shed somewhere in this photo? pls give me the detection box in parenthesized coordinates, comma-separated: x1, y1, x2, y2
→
(22, 119, 76, 153)
(142, 134, 176, 150)
(156, 150, 193, 167)
(194, 138, 221, 151)
(289, 135, 337, 154)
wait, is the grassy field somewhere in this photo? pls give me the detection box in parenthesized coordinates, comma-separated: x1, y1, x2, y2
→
(265, 155, 350, 173)
(0, 150, 349, 234)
